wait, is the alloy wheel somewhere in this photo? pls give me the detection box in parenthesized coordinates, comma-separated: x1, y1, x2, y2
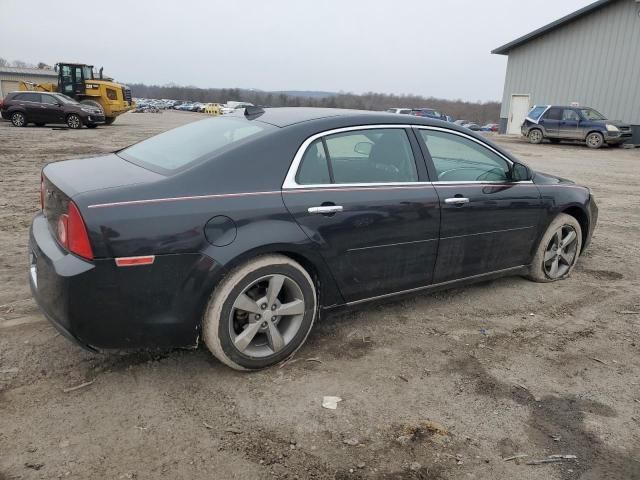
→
(586, 133, 603, 148)
(67, 115, 81, 129)
(543, 225, 579, 279)
(228, 274, 306, 358)
(12, 112, 25, 127)
(529, 130, 542, 143)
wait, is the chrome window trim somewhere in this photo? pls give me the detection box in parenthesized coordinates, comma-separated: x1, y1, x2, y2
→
(283, 124, 535, 190)
(412, 125, 514, 166)
(282, 124, 416, 190)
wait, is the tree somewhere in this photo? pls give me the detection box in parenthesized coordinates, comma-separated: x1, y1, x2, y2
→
(0, 58, 7, 67)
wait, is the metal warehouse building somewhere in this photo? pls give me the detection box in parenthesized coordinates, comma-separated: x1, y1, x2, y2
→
(493, 0, 640, 143)
(0, 67, 57, 98)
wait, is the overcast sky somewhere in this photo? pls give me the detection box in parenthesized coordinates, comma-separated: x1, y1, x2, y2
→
(1, 0, 594, 101)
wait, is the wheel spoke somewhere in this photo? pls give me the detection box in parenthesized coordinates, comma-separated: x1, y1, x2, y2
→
(233, 321, 263, 352)
(560, 251, 573, 265)
(544, 249, 556, 262)
(266, 275, 285, 306)
(233, 293, 261, 314)
(561, 230, 577, 248)
(266, 320, 285, 352)
(550, 257, 560, 277)
(276, 299, 305, 317)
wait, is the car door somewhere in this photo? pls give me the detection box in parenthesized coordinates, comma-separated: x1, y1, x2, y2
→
(415, 127, 543, 283)
(538, 107, 561, 137)
(39, 94, 64, 124)
(282, 126, 441, 303)
(19, 93, 44, 123)
(558, 109, 581, 139)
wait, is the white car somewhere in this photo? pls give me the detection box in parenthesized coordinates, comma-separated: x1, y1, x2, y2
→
(386, 108, 412, 115)
(221, 102, 254, 114)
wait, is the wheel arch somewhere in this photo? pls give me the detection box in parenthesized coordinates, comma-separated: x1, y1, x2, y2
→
(561, 205, 589, 253)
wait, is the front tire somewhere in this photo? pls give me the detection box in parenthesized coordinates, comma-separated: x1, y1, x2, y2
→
(528, 129, 544, 144)
(202, 255, 317, 371)
(66, 114, 82, 129)
(11, 112, 26, 127)
(586, 132, 604, 149)
(528, 213, 582, 283)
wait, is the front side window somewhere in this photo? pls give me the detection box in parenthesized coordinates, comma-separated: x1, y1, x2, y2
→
(119, 117, 270, 173)
(296, 128, 418, 185)
(419, 130, 510, 182)
(41, 95, 58, 105)
(55, 94, 79, 105)
(579, 108, 606, 121)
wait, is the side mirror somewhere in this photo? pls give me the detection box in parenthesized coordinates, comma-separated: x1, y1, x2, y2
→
(511, 163, 531, 182)
(354, 142, 372, 156)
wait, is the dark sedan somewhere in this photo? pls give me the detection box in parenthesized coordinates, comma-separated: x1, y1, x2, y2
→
(1, 91, 105, 129)
(29, 108, 597, 370)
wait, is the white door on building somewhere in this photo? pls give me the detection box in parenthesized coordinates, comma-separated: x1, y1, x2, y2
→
(507, 94, 530, 135)
(1, 80, 21, 98)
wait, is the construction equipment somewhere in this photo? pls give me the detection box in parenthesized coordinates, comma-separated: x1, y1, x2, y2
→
(19, 62, 134, 125)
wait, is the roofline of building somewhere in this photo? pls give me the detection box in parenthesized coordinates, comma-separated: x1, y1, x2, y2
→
(491, 0, 614, 55)
(0, 67, 57, 77)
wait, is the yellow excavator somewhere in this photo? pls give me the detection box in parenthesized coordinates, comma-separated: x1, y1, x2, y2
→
(19, 62, 135, 125)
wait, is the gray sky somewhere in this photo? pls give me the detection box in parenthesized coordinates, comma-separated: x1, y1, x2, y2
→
(2, 0, 594, 101)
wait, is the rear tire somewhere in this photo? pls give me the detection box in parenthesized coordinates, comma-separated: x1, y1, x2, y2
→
(202, 255, 317, 371)
(528, 213, 582, 283)
(586, 132, 604, 149)
(528, 129, 544, 144)
(11, 112, 26, 127)
(66, 114, 82, 129)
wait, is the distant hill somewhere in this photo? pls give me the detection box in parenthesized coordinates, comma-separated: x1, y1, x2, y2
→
(276, 90, 337, 99)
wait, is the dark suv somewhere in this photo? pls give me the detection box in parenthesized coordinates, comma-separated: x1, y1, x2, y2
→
(521, 105, 632, 148)
(0, 92, 105, 129)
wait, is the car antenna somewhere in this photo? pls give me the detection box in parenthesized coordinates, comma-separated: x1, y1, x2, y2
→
(244, 106, 265, 118)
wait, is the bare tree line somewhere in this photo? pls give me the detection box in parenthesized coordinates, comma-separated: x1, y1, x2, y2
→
(130, 83, 501, 124)
(0, 57, 51, 69)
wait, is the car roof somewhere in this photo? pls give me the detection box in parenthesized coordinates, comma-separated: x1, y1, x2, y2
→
(245, 107, 457, 129)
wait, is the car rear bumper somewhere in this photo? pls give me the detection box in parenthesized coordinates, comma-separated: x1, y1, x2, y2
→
(29, 212, 222, 351)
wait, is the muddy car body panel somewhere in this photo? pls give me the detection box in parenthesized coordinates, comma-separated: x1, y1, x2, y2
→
(28, 108, 598, 351)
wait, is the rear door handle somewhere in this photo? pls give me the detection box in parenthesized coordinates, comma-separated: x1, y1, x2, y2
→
(444, 197, 469, 205)
(308, 205, 343, 214)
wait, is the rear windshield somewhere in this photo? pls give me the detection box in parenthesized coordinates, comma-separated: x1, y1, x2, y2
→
(119, 117, 269, 173)
(527, 106, 547, 121)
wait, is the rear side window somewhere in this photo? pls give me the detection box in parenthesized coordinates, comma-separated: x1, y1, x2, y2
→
(15, 93, 40, 102)
(296, 128, 418, 185)
(544, 108, 562, 121)
(119, 117, 269, 173)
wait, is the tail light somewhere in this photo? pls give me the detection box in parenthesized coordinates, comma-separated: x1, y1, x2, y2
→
(56, 201, 94, 260)
(40, 174, 45, 211)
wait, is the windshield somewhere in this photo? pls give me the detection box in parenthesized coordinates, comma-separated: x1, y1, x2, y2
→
(55, 94, 80, 105)
(119, 117, 270, 173)
(527, 106, 547, 121)
(579, 108, 606, 121)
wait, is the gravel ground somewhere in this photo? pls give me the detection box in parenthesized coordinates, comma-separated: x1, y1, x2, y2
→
(0, 111, 638, 480)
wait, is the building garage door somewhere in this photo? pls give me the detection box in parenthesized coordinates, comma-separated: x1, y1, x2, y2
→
(1, 80, 20, 98)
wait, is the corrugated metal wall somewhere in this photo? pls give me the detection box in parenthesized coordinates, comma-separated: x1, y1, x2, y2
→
(500, 0, 640, 126)
(0, 73, 57, 98)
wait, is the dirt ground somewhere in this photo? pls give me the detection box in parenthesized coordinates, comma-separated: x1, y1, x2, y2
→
(1, 110, 638, 480)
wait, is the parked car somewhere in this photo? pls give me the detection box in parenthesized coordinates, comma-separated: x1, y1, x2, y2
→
(454, 120, 468, 126)
(463, 123, 482, 131)
(481, 123, 499, 132)
(522, 105, 632, 148)
(222, 102, 254, 114)
(29, 108, 597, 370)
(386, 108, 412, 115)
(1, 91, 105, 129)
(410, 108, 446, 120)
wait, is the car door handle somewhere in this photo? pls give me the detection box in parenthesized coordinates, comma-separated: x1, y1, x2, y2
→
(444, 197, 469, 205)
(308, 205, 343, 214)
